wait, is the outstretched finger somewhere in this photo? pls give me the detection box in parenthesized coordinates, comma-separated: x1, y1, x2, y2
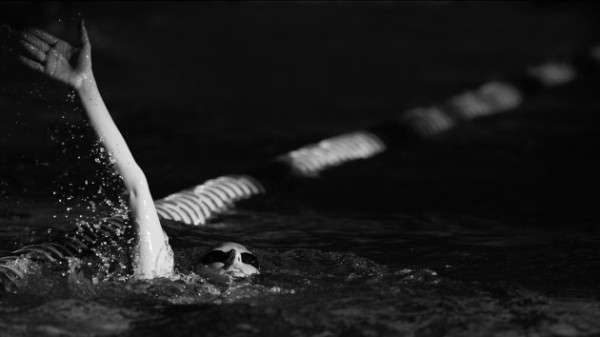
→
(28, 28, 59, 45)
(18, 55, 44, 73)
(21, 31, 50, 52)
(19, 39, 46, 62)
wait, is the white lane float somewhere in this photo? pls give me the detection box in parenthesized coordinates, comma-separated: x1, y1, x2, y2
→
(277, 131, 386, 177)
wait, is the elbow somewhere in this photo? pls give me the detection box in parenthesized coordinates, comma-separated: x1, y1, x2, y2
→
(125, 165, 150, 200)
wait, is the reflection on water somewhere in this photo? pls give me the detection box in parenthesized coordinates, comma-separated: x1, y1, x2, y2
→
(1, 202, 599, 336)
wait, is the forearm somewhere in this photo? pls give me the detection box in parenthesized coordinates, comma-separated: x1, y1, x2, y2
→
(76, 75, 142, 187)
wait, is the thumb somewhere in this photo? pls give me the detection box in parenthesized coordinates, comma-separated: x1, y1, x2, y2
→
(79, 19, 91, 51)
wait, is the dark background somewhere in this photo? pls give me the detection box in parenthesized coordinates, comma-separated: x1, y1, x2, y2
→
(1, 2, 599, 228)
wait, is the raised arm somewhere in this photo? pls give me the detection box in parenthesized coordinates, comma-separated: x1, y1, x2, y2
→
(17, 21, 173, 279)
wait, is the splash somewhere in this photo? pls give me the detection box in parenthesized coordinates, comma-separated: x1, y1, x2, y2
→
(47, 103, 129, 226)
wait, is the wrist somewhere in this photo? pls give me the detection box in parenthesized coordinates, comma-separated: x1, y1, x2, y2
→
(74, 71, 96, 93)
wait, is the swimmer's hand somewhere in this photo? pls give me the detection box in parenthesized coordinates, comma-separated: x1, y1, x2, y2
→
(17, 20, 92, 89)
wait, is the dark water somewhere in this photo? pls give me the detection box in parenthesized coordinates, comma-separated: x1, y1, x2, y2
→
(1, 204, 600, 336)
(2, 3, 600, 337)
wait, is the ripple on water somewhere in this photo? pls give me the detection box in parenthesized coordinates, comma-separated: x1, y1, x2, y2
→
(0, 298, 142, 336)
(1, 205, 600, 336)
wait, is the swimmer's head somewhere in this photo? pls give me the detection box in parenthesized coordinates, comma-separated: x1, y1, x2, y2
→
(199, 242, 259, 278)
